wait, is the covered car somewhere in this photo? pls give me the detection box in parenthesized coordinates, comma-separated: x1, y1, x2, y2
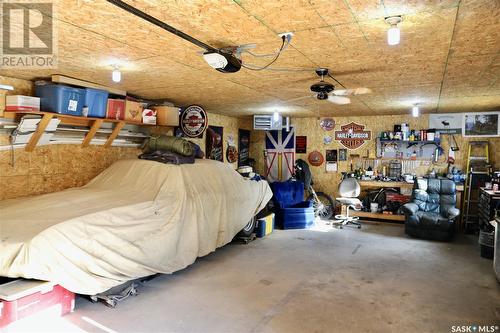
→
(0, 159, 272, 295)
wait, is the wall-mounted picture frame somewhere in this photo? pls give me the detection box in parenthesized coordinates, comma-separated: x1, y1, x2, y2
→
(338, 149, 347, 161)
(462, 111, 500, 137)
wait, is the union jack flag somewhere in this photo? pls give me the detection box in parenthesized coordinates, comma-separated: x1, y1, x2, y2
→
(265, 127, 295, 183)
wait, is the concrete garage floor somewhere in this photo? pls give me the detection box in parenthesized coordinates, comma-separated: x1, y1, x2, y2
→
(41, 223, 500, 332)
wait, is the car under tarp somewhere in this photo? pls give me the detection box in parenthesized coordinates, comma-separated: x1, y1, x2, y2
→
(0, 159, 272, 295)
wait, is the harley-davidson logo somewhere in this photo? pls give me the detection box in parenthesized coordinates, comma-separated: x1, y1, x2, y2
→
(180, 105, 208, 138)
(334, 122, 372, 150)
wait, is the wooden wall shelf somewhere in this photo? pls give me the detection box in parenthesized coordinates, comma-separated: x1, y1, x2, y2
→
(5, 110, 169, 151)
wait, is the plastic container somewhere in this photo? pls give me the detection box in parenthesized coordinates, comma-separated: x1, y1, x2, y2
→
(84, 88, 109, 118)
(0, 280, 74, 328)
(35, 84, 85, 116)
(256, 213, 275, 238)
(479, 230, 494, 260)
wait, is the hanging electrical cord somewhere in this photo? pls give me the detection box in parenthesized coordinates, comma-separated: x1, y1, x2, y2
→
(239, 36, 286, 71)
(241, 39, 291, 58)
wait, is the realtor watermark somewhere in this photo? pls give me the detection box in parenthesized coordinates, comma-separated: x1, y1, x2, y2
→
(451, 325, 499, 332)
(0, 0, 58, 68)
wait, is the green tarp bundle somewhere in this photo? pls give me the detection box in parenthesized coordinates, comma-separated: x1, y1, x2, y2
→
(144, 135, 194, 157)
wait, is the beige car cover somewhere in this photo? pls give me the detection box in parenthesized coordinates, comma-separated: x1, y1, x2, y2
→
(0, 159, 272, 295)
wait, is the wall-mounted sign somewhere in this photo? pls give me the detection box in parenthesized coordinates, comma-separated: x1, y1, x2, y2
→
(206, 125, 223, 162)
(338, 149, 347, 161)
(296, 136, 307, 153)
(325, 149, 337, 162)
(325, 149, 338, 172)
(226, 134, 238, 163)
(308, 150, 324, 167)
(429, 113, 462, 134)
(238, 129, 250, 167)
(323, 135, 332, 145)
(180, 105, 208, 138)
(334, 122, 372, 150)
(226, 145, 238, 163)
(320, 118, 335, 131)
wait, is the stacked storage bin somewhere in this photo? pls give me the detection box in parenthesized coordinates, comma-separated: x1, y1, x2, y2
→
(83, 88, 109, 118)
(35, 84, 109, 118)
(35, 84, 85, 116)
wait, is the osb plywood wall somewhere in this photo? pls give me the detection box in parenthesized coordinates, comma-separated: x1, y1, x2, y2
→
(0, 77, 252, 200)
(0, 145, 141, 200)
(251, 115, 500, 198)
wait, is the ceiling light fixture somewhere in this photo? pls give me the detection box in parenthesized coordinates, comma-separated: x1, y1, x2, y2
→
(112, 65, 121, 83)
(412, 104, 420, 117)
(385, 16, 402, 46)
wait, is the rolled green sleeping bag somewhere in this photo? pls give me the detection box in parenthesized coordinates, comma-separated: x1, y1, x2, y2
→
(144, 135, 194, 157)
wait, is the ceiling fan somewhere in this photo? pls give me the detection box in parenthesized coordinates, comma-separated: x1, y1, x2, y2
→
(287, 68, 372, 105)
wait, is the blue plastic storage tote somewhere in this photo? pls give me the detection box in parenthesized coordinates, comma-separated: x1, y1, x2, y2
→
(84, 88, 109, 118)
(271, 181, 314, 230)
(35, 84, 85, 116)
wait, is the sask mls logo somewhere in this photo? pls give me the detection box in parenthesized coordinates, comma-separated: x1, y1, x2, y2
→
(1, 0, 57, 68)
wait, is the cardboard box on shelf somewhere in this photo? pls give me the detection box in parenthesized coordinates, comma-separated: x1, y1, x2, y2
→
(5, 95, 40, 112)
(142, 109, 157, 125)
(154, 106, 179, 126)
(106, 99, 125, 120)
(125, 99, 143, 123)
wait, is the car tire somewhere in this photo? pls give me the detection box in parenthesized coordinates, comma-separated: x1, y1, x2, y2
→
(236, 216, 256, 237)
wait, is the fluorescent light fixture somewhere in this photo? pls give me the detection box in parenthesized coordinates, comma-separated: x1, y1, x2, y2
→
(273, 111, 280, 122)
(112, 66, 121, 83)
(385, 16, 402, 46)
(412, 105, 419, 117)
(0, 84, 14, 91)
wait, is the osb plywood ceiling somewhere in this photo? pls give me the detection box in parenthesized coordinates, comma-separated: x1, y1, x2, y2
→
(0, 0, 499, 117)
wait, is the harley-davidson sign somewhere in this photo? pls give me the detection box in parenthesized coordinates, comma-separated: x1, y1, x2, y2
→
(180, 105, 208, 138)
(334, 122, 372, 149)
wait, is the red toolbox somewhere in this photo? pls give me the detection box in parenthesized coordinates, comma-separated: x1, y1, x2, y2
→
(0, 279, 75, 329)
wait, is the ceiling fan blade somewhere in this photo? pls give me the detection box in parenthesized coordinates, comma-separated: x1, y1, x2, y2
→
(333, 87, 372, 96)
(328, 95, 351, 105)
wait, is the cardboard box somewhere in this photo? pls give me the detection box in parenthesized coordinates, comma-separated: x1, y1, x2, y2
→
(154, 106, 179, 126)
(125, 99, 143, 123)
(106, 99, 125, 120)
(5, 95, 40, 112)
(142, 109, 157, 125)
